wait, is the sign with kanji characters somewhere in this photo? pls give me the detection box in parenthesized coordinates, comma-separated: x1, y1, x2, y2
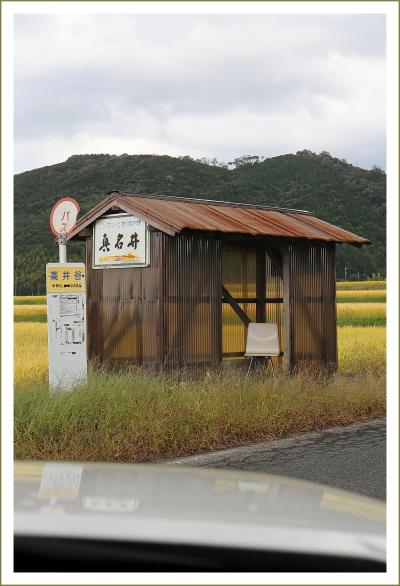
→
(46, 262, 87, 391)
(93, 213, 149, 269)
(46, 264, 86, 292)
(50, 197, 80, 236)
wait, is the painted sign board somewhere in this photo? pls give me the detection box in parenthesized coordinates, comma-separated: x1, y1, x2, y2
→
(46, 262, 87, 392)
(46, 264, 86, 292)
(93, 213, 150, 268)
(50, 197, 80, 236)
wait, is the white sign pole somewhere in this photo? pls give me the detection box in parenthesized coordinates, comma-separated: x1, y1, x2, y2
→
(58, 234, 67, 263)
(47, 197, 86, 392)
(46, 263, 87, 392)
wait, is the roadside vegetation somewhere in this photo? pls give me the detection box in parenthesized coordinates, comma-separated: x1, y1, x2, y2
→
(14, 281, 386, 462)
(14, 369, 385, 463)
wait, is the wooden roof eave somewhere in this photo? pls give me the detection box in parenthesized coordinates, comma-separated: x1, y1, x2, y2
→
(338, 240, 371, 248)
(65, 192, 371, 246)
(67, 195, 177, 241)
(287, 213, 371, 246)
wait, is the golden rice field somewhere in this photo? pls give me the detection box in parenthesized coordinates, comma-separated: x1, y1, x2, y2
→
(14, 323, 48, 387)
(336, 290, 386, 303)
(337, 302, 386, 318)
(336, 302, 386, 327)
(13, 281, 386, 304)
(14, 322, 386, 388)
(14, 284, 386, 462)
(336, 280, 386, 290)
(14, 291, 386, 325)
(14, 295, 46, 305)
(338, 326, 385, 376)
(14, 304, 47, 322)
(13, 284, 387, 386)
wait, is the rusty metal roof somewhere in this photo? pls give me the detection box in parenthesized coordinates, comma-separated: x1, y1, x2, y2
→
(68, 191, 370, 245)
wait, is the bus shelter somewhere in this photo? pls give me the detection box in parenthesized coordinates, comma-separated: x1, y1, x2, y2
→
(68, 192, 370, 372)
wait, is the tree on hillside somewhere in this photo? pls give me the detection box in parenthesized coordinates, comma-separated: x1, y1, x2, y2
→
(14, 152, 386, 291)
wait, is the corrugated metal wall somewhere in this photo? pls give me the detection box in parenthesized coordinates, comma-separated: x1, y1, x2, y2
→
(265, 252, 284, 367)
(288, 241, 337, 371)
(163, 234, 222, 368)
(86, 231, 163, 366)
(85, 227, 336, 372)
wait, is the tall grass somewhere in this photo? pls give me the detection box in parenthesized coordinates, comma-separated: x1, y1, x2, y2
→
(14, 318, 386, 462)
(14, 285, 387, 462)
(14, 369, 385, 462)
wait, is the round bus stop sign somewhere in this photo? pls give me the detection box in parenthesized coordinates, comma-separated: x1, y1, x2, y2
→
(50, 197, 80, 236)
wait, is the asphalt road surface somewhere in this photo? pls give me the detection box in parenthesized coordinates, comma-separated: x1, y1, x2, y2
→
(168, 418, 386, 500)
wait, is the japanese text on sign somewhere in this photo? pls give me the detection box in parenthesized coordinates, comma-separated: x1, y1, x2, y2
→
(93, 213, 149, 268)
(46, 265, 86, 292)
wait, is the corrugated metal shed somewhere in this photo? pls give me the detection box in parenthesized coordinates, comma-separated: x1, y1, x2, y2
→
(71, 190, 370, 373)
(68, 192, 370, 245)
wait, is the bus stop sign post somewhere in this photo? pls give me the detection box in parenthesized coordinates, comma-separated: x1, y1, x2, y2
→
(58, 233, 67, 263)
(50, 197, 80, 263)
(47, 198, 87, 392)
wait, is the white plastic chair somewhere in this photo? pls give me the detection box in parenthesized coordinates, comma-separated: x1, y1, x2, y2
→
(245, 323, 280, 375)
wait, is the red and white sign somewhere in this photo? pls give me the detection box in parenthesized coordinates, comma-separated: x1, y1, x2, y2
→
(50, 197, 80, 236)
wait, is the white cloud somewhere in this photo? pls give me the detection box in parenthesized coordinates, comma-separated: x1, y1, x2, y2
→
(14, 13, 386, 172)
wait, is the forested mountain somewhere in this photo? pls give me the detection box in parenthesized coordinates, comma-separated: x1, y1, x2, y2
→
(14, 150, 386, 293)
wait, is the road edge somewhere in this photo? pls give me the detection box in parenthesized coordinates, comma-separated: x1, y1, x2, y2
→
(164, 417, 387, 467)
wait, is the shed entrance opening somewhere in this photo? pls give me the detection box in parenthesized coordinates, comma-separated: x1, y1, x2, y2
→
(222, 242, 284, 369)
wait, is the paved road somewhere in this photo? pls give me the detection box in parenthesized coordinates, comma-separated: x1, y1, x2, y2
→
(168, 418, 386, 500)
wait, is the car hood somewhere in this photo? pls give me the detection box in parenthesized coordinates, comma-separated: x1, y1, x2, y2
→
(14, 461, 386, 563)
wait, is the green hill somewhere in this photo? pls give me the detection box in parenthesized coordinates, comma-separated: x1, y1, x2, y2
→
(14, 150, 386, 294)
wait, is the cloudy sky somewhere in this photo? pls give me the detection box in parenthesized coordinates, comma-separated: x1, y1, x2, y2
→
(14, 13, 386, 173)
